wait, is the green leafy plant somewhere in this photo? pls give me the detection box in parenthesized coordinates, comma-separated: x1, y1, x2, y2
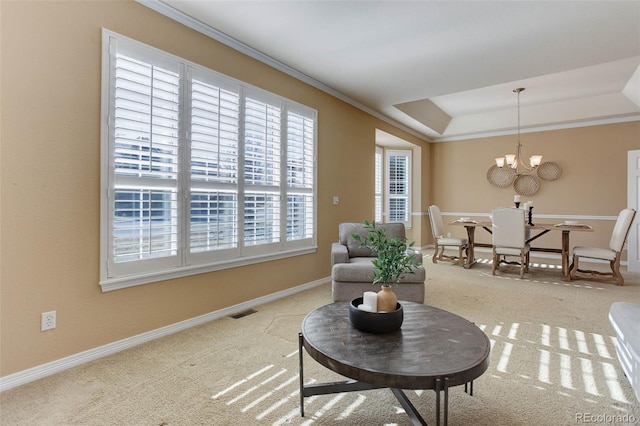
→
(351, 219, 422, 287)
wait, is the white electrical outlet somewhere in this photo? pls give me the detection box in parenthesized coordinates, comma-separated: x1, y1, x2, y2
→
(41, 311, 56, 331)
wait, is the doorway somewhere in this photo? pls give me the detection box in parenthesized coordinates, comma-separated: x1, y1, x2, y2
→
(627, 150, 640, 272)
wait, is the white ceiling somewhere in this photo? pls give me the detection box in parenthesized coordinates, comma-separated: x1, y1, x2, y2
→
(148, 0, 640, 142)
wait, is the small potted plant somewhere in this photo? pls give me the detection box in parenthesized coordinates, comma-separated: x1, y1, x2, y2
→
(351, 219, 422, 312)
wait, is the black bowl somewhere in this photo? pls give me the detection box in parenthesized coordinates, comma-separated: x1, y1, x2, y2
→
(348, 297, 403, 334)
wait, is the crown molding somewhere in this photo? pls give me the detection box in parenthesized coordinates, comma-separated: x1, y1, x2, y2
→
(135, 0, 430, 142)
(136, 1, 639, 145)
(431, 115, 640, 143)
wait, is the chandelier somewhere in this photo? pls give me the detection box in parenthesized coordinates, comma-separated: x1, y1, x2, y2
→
(487, 87, 561, 196)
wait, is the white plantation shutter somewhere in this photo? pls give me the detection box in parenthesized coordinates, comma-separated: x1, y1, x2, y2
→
(286, 108, 315, 241)
(189, 75, 240, 254)
(374, 147, 383, 223)
(386, 150, 411, 226)
(101, 30, 316, 290)
(243, 95, 282, 248)
(109, 49, 181, 275)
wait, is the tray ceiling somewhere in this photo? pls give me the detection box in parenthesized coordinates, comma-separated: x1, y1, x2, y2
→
(146, 0, 640, 141)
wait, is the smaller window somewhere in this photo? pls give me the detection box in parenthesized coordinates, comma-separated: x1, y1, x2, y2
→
(385, 150, 411, 227)
(374, 147, 383, 223)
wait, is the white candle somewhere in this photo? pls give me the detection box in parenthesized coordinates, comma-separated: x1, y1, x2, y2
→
(528, 200, 534, 207)
(358, 304, 374, 312)
(363, 291, 378, 312)
(514, 195, 521, 202)
(523, 202, 529, 210)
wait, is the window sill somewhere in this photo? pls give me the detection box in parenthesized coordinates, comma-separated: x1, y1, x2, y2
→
(99, 246, 317, 292)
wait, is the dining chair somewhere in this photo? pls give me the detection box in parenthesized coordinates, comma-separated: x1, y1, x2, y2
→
(569, 208, 636, 285)
(428, 205, 468, 265)
(492, 207, 530, 278)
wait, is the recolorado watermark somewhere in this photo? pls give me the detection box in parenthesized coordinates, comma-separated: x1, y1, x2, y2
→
(576, 412, 638, 424)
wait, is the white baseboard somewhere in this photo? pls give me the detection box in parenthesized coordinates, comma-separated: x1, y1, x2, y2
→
(0, 277, 330, 393)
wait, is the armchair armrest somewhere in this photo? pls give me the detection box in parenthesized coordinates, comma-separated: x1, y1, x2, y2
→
(331, 242, 349, 267)
(407, 248, 423, 265)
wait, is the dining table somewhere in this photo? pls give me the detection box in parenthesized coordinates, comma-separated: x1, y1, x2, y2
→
(450, 220, 593, 281)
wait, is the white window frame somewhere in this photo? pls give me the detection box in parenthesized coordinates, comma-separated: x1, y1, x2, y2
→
(100, 30, 317, 291)
(385, 149, 411, 227)
(374, 147, 383, 223)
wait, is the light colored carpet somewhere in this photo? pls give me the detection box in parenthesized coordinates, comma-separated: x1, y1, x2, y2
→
(2, 254, 639, 425)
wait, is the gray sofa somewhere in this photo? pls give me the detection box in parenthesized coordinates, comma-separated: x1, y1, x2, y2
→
(331, 222, 426, 303)
(609, 302, 640, 402)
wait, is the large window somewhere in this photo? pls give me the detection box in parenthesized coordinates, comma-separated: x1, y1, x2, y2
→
(100, 30, 317, 291)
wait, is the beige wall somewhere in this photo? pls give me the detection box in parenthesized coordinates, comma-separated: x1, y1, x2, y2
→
(0, 0, 427, 376)
(431, 122, 640, 250)
(0, 0, 637, 379)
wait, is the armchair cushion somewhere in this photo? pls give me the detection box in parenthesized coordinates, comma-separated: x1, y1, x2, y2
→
(339, 222, 375, 257)
(339, 222, 406, 258)
(331, 259, 375, 282)
(332, 257, 426, 283)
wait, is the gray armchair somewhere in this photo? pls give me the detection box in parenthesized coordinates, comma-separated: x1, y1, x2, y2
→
(331, 222, 426, 303)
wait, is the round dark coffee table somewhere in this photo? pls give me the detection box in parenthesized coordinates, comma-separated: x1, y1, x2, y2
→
(298, 301, 490, 425)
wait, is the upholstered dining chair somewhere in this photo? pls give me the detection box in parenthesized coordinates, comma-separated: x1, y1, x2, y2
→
(492, 207, 530, 278)
(569, 208, 636, 285)
(428, 205, 468, 265)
